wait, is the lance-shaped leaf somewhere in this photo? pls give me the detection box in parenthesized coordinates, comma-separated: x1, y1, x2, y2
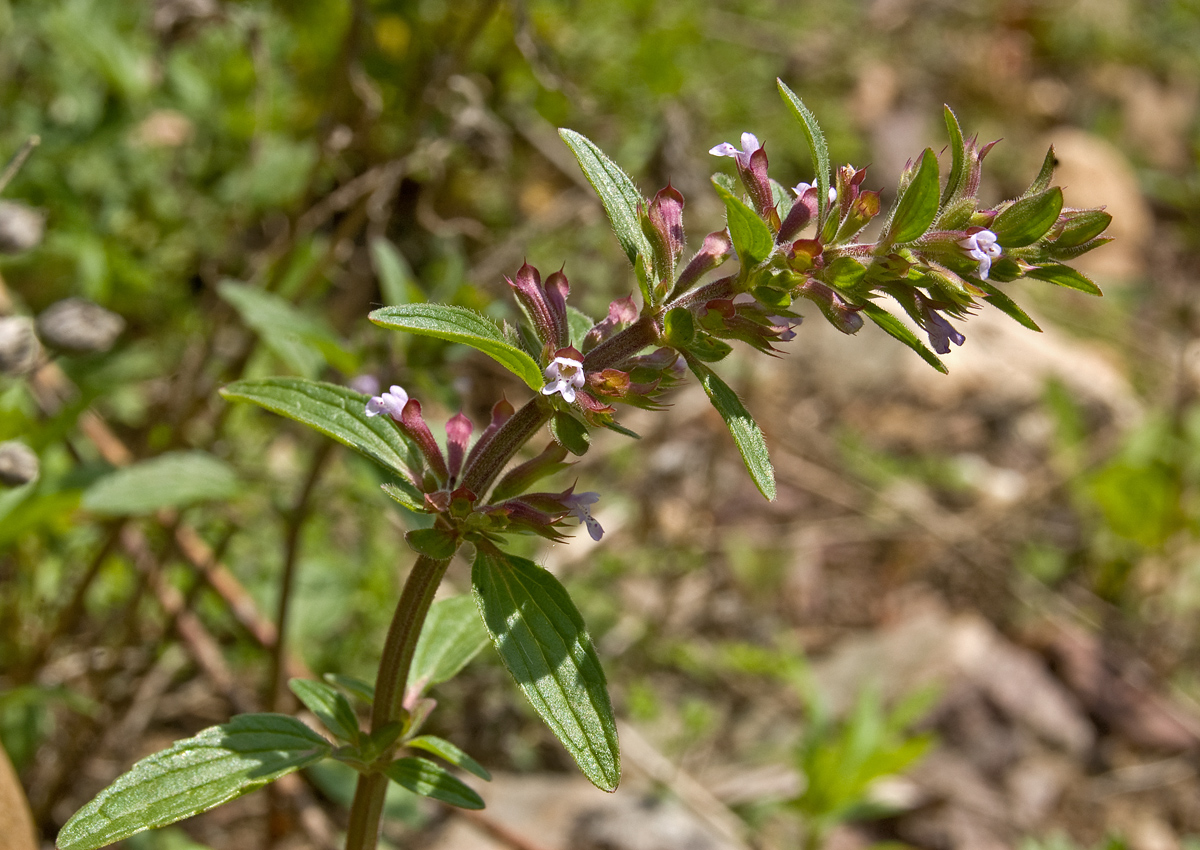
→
(220, 378, 421, 491)
(942, 106, 967, 205)
(778, 80, 831, 231)
(472, 548, 620, 791)
(991, 187, 1064, 248)
(407, 735, 492, 781)
(885, 149, 940, 245)
(370, 236, 423, 306)
(558, 129, 653, 274)
(684, 357, 776, 501)
(383, 757, 484, 810)
(861, 302, 948, 374)
(288, 679, 361, 746)
(975, 280, 1042, 332)
(82, 451, 239, 516)
(410, 595, 490, 692)
(1027, 262, 1103, 295)
(712, 179, 774, 269)
(550, 411, 591, 456)
(323, 673, 376, 706)
(369, 305, 544, 391)
(57, 714, 331, 850)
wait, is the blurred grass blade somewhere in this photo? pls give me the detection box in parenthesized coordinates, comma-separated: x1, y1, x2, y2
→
(369, 304, 543, 391)
(383, 757, 484, 809)
(220, 377, 422, 489)
(472, 547, 620, 791)
(370, 237, 423, 305)
(410, 595, 490, 693)
(82, 451, 238, 516)
(777, 80, 831, 231)
(57, 714, 331, 850)
(684, 356, 776, 501)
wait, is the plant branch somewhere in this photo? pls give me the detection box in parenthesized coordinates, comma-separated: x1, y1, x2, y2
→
(344, 553, 453, 850)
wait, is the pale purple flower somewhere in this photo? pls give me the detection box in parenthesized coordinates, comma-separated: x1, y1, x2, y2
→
(541, 356, 586, 403)
(365, 384, 409, 419)
(959, 229, 1002, 280)
(564, 491, 603, 541)
(709, 132, 761, 168)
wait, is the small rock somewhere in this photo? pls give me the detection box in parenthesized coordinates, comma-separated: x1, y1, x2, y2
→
(37, 298, 125, 353)
(0, 316, 40, 376)
(0, 201, 44, 254)
(0, 441, 39, 487)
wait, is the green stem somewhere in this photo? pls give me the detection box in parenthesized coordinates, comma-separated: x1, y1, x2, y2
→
(344, 553, 452, 850)
(460, 398, 550, 497)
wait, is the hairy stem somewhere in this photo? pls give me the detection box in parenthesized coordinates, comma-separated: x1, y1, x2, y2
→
(460, 397, 551, 497)
(344, 553, 452, 850)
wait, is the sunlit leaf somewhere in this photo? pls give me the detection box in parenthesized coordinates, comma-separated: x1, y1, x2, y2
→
(712, 179, 773, 268)
(369, 304, 543, 391)
(860, 303, 948, 374)
(885, 149, 940, 244)
(288, 679, 360, 745)
(407, 735, 491, 781)
(472, 547, 620, 791)
(57, 715, 331, 850)
(777, 80, 831, 231)
(684, 357, 776, 501)
(220, 378, 422, 494)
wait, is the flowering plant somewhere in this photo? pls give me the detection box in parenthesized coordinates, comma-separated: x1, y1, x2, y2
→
(57, 81, 1110, 850)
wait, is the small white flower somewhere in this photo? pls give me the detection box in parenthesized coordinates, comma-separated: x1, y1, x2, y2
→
(565, 491, 603, 541)
(959, 229, 1002, 280)
(365, 384, 409, 418)
(792, 182, 837, 203)
(709, 132, 761, 166)
(541, 356, 586, 404)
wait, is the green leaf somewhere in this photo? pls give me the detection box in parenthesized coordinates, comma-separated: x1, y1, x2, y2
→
(777, 80, 831, 231)
(57, 714, 331, 850)
(322, 673, 375, 706)
(941, 106, 967, 205)
(383, 757, 484, 810)
(684, 357, 776, 501)
(82, 451, 238, 516)
(288, 680, 360, 745)
(712, 179, 774, 268)
(1025, 146, 1057, 197)
(558, 129, 652, 272)
(369, 304, 544, 391)
(686, 334, 733, 363)
(405, 528, 459, 560)
(1055, 210, 1112, 248)
(1027, 262, 1103, 295)
(974, 280, 1042, 332)
(991, 187, 1064, 248)
(410, 595, 490, 691)
(220, 378, 421, 487)
(381, 482, 425, 513)
(860, 302, 948, 374)
(550, 411, 590, 456)
(886, 149, 940, 244)
(370, 237, 422, 306)
(407, 735, 491, 781)
(218, 280, 356, 376)
(824, 257, 867, 292)
(662, 308, 695, 347)
(472, 548, 620, 791)
(566, 306, 596, 350)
